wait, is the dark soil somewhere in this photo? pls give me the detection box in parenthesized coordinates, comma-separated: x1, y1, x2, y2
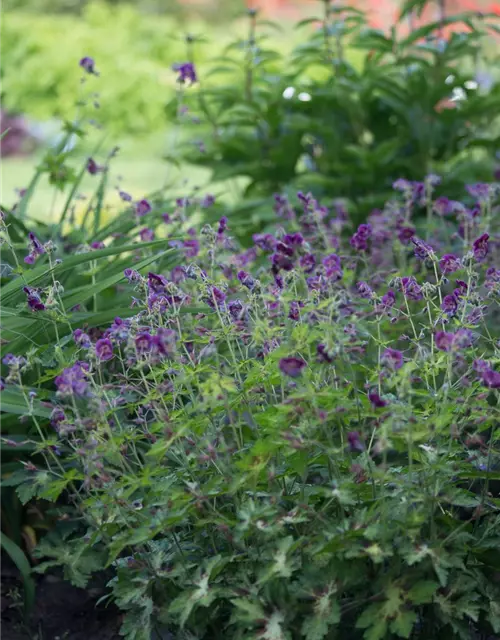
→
(1, 557, 122, 640)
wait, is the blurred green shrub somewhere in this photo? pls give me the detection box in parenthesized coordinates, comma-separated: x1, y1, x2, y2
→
(174, 2, 500, 225)
(1, 2, 244, 136)
(2, 0, 240, 20)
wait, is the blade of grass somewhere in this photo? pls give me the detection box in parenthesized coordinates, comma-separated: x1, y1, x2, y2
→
(58, 135, 107, 229)
(0, 533, 36, 616)
(61, 248, 179, 310)
(0, 389, 52, 418)
(1, 239, 175, 304)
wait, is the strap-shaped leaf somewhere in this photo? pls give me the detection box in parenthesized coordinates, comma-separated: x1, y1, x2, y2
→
(0, 534, 36, 615)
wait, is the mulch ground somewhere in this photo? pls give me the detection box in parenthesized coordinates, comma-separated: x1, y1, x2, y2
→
(1, 557, 121, 640)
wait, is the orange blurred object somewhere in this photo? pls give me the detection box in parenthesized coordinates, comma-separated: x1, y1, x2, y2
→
(434, 97, 459, 112)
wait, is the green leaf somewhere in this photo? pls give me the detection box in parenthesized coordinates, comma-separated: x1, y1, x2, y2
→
(58, 135, 107, 227)
(390, 611, 417, 638)
(400, 14, 477, 48)
(0, 533, 36, 615)
(0, 388, 52, 418)
(407, 580, 438, 605)
(61, 248, 178, 310)
(301, 599, 340, 640)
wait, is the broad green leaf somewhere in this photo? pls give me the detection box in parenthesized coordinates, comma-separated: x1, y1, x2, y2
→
(407, 580, 438, 605)
(390, 611, 417, 638)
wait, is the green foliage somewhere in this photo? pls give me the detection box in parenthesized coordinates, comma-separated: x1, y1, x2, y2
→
(1, 4, 500, 639)
(1, 2, 270, 137)
(176, 3, 500, 225)
(0, 533, 36, 615)
(2, 170, 499, 639)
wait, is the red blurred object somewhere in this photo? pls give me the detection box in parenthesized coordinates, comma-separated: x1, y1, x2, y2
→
(244, 0, 493, 23)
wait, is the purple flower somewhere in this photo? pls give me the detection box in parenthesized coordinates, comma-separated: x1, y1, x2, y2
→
(73, 328, 91, 348)
(2, 354, 16, 366)
(411, 237, 433, 260)
(95, 338, 114, 362)
(381, 290, 396, 308)
(381, 348, 404, 370)
(276, 242, 294, 257)
(172, 62, 197, 84)
(50, 408, 66, 431)
(411, 181, 425, 204)
(279, 357, 306, 378)
(0, 377, 5, 391)
(441, 294, 458, 315)
(124, 268, 141, 284)
(317, 344, 334, 363)
(135, 332, 153, 355)
(79, 56, 97, 75)
(183, 238, 200, 258)
(171, 265, 186, 283)
(228, 299, 244, 321)
(271, 252, 294, 272)
(350, 224, 372, 252)
(140, 227, 155, 242)
(481, 368, 500, 389)
(306, 275, 322, 291)
(119, 190, 132, 202)
(434, 196, 454, 216)
(435, 331, 454, 352)
(55, 362, 89, 396)
(24, 287, 45, 312)
(474, 359, 490, 374)
(147, 272, 168, 293)
(86, 158, 101, 175)
(253, 233, 276, 252)
(135, 199, 152, 217)
(426, 173, 441, 187)
(153, 328, 177, 356)
(24, 232, 46, 265)
(466, 183, 490, 202)
(347, 431, 364, 452)
(439, 253, 461, 274)
(299, 253, 316, 273)
(368, 392, 387, 408)
(206, 286, 226, 309)
(288, 301, 301, 321)
(397, 226, 415, 245)
(454, 328, 473, 349)
(283, 232, 304, 248)
(201, 194, 215, 208)
(472, 233, 489, 261)
(217, 216, 228, 235)
(486, 268, 500, 290)
(454, 280, 468, 299)
(237, 270, 255, 291)
(356, 281, 373, 299)
(401, 276, 423, 301)
(393, 178, 412, 192)
(322, 253, 343, 280)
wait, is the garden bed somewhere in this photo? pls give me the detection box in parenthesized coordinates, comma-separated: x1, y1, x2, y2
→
(1, 558, 121, 640)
